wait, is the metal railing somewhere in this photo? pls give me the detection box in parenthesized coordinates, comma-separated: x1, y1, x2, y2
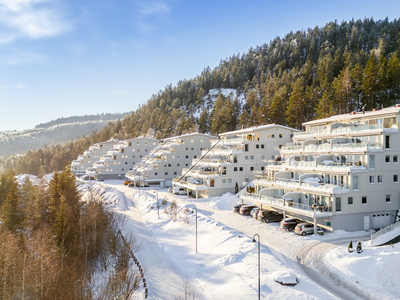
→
(240, 192, 331, 215)
(371, 222, 400, 243)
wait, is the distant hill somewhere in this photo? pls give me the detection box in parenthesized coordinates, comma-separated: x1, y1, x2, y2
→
(0, 113, 129, 156)
(3, 17, 400, 176)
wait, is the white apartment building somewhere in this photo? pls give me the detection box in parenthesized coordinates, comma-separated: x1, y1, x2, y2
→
(241, 106, 400, 232)
(85, 137, 159, 180)
(174, 125, 298, 198)
(71, 138, 121, 177)
(125, 133, 215, 187)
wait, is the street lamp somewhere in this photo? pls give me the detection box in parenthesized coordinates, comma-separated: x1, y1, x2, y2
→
(252, 233, 260, 300)
(153, 190, 160, 219)
(192, 207, 198, 253)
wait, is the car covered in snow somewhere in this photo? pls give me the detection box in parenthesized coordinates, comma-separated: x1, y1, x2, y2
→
(250, 207, 261, 219)
(239, 205, 258, 216)
(233, 204, 244, 213)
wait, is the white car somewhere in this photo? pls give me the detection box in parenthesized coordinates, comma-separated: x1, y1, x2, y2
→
(294, 223, 322, 236)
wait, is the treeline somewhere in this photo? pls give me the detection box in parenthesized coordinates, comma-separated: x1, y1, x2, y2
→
(34, 112, 130, 129)
(3, 17, 400, 175)
(0, 168, 140, 299)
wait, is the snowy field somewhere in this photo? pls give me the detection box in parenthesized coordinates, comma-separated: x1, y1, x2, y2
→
(79, 180, 400, 300)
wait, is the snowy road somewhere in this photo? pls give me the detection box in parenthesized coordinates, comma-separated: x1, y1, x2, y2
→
(104, 182, 391, 299)
(113, 185, 184, 300)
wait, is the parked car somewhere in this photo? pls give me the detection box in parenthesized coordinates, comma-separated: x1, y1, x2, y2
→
(257, 210, 283, 223)
(250, 207, 260, 219)
(123, 181, 131, 185)
(173, 187, 188, 195)
(239, 205, 258, 216)
(98, 177, 104, 181)
(294, 223, 322, 236)
(280, 218, 303, 231)
(128, 182, 135, 187)
(233, 204, 244, 213)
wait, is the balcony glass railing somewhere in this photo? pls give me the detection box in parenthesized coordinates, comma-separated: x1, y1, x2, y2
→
(280, 142, 383, 153)
(240, 192, 332, 214)
(253, 177, 350, 193)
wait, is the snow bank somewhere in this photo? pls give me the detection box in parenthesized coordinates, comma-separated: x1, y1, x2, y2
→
(207, 192, 240, 210)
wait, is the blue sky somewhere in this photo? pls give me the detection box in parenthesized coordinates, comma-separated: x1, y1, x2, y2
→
(0, 0, 399, 131)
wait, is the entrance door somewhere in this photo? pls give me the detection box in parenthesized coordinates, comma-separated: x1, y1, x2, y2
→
(364, 216, 370, 231)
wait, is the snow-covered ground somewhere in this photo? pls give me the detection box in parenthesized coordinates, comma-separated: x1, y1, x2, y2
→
(79, 180, 400, 300)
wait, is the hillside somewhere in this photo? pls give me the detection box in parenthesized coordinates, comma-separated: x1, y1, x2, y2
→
(0, 113, 129, 157)
(3, 17, 400, 176)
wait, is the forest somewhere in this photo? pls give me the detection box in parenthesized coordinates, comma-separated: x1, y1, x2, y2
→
(0, 167, 140, 299)
(2, 17, 400, 176)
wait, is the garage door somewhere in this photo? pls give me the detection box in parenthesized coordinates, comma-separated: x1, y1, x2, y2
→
(371, 213, 391, 229)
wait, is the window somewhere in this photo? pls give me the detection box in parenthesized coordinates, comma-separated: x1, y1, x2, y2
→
(228, 178, 232, 183)
(378, 175, 382, 183)
(261, 166, 265, 171)
(185, 155, 189, 159)
(234, 167, 238, 171)
(261, 144, 264, 149)
(271, 134, 275, 138)
(191, 147, 194, 151)
(353, 176, 358, 190)
(386, 195, 391, 203)
(362, 196, 367, 204)
(168, 164, 171, 167)
(369, 155, 375, 169)
(279, 134, 283, 138)
(177, 164, 180, 167)
(155, 172, 158, 176)
(245, 155, 249, 160)
(369, 176, 375, 184)
(335, 197, 341, 212)
(250, 155, 254, 160)
(165, 172, 168, 175)
(250, 167, 254, 171)
(394, 175, 399, 183)
(386, 155, 390, 163)
(266, 134, 270, 138)
(244, 144, 249, 152)
(185, 147, 188, 151)
(222, 179, 226, 184)
(348, 197, 354, 205)
(210, 179, 214, 187)
(256, 144, 259, 149)
(394, 155, 398, 163)
(385, 135, 390, 149)
(239, 167, 243, 171)
(186, 164, 189, 167)
(174, 172, 177, 175)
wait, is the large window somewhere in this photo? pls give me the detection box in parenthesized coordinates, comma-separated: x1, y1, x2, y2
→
(369, 155, 375, 169)
(335, 197, 341, 212)
(385, 135, 390, 149)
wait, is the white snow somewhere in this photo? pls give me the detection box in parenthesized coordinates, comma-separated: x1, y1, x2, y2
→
(78, 180, 400, 300)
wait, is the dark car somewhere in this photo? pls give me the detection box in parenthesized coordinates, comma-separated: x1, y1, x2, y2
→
(239, 205, 258, 216)
(98, 177, 104, 181)
(257, 210, 283, 223)
(280, 217, 303, 231)
(233, 204, 245, 213)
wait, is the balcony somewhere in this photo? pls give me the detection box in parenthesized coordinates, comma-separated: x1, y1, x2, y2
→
(253, 176, 350, 195)
(181, 168, 220, 177)
(240, 192, 332, 218)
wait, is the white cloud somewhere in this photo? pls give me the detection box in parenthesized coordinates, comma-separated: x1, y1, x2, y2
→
(138, 1, 170, 18)
(0, 0, 72, 42)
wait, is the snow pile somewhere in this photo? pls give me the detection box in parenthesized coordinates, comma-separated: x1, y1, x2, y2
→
(370, 225, 400, 246)
(325, 242, 400, 299)
(208, 192, 240, 210)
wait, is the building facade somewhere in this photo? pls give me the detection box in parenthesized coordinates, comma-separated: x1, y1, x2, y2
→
(125, 133, 215, 187)
(241, 106, 400, 232)
(174, 125, 298, 198)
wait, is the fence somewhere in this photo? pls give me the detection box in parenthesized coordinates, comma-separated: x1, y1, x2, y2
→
(371, 221, 400, 243)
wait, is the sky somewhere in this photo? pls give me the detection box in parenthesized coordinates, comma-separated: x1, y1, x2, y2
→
(0, 0, 400, 131)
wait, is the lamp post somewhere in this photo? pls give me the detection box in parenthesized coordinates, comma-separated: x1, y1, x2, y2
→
(252, 233, 260, 300)
(154, 190, 160, 219)
(192, 207, 198, 253)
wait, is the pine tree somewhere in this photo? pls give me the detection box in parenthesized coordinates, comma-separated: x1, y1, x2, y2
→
(0, 181, 22, 232)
